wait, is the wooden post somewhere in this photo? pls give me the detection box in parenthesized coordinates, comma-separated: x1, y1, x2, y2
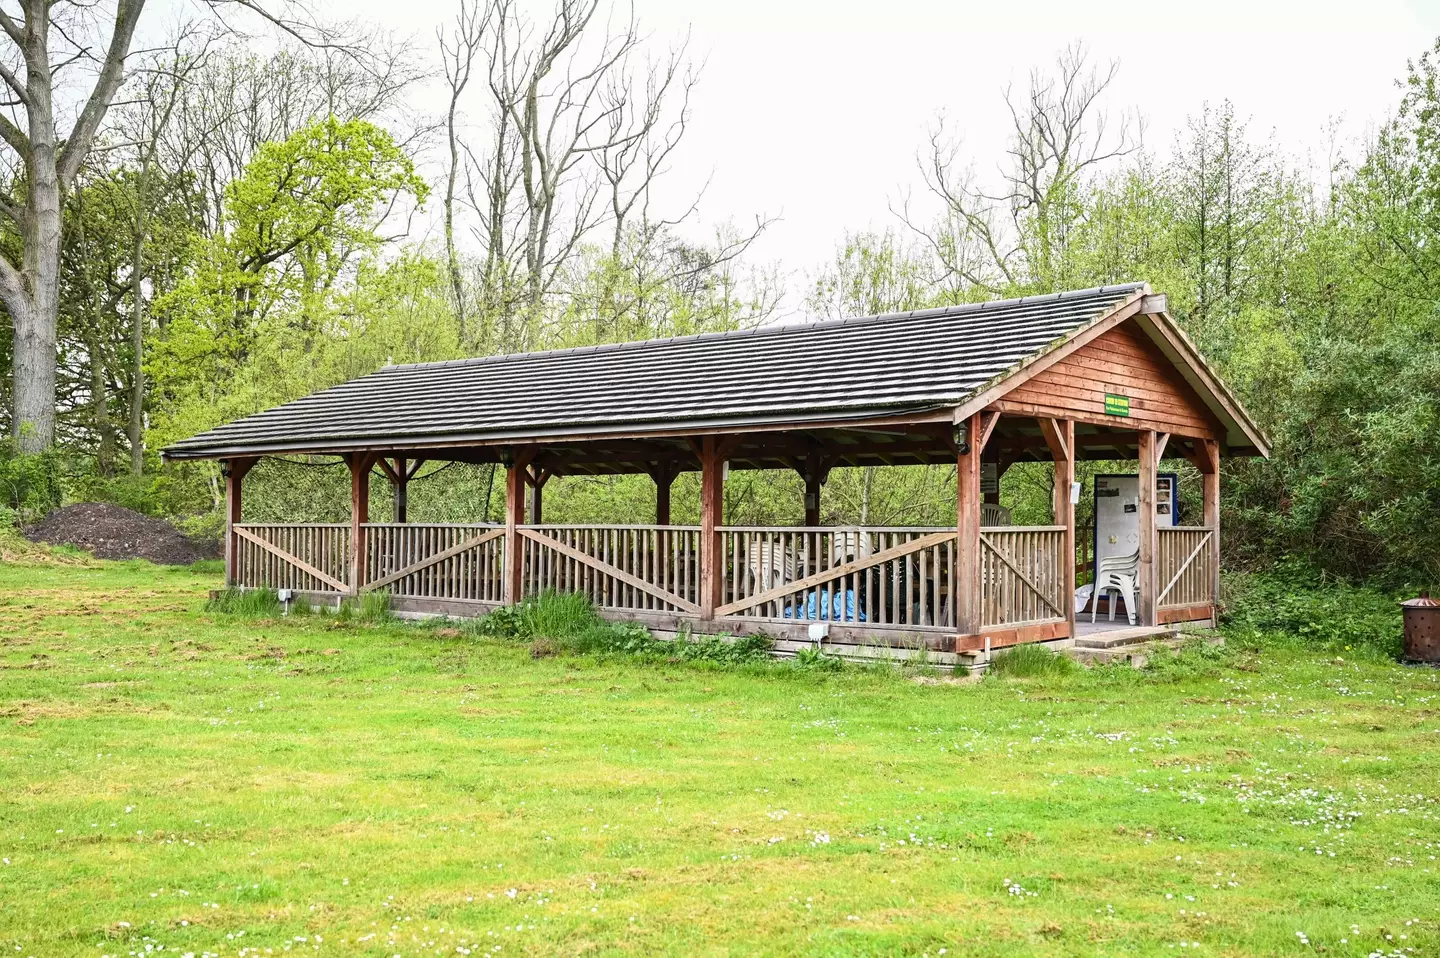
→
(797, 454, 830, 527)
(394, 456, 408, 524)
(1202, 437, 1221, 616)
(955, 413, 983, 637)
(699, 436, 724, 619)
(652, 462, 675, 525)
(1045, 419, 1077, 640)
(222, 457, 255, 587)
(503, 454, 530, 605)
(1137, 429, 1158, 626)
(347, 452, 375, 594)
(527, 469, 543, 525)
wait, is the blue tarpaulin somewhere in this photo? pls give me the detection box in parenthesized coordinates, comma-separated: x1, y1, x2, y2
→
(783, 587, 865, 622)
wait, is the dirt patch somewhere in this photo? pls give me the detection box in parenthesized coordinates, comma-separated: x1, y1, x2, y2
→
(23, 503, 220, 565)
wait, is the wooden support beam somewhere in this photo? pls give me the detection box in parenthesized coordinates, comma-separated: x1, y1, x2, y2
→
(698, 436, 725, 619)
(524, 465, 551, 524)
(347, 452, 377, 595)
(1137, 430, 1159, 626)
(503, 460, 526, 604)
(649, 461, 676, 525)
(1049, 418, 1077, 641)
(1202, 437, 1221, 609)
(792, 452, 833, 526)
(955, 412, 983, 635)
(392, 457, 409, 523)
(222, 457, 256, 587)
(978, 410, 1000, 452)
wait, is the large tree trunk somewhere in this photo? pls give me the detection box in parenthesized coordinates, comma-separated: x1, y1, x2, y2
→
(1, 0, 146, 454)
(9, 291, 55, 453)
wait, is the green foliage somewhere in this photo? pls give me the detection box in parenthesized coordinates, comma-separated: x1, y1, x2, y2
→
(791, 645, 846, 672)
(987, 643, 1081, 679)
(148, 118, 435, 455)
(1221, 566, 1404, 657)
(206, 587, 281, 617)
(671, 631, 773, 665)
(0, 440, 63, 522)
(473, 593, 775, 666)
(1137, 638, 1236, 682)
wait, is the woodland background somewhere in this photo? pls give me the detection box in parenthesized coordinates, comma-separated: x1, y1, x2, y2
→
(0, 2, 1436, 593)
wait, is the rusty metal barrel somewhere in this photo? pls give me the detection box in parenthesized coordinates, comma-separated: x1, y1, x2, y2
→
(1401, 591, 1440, 663)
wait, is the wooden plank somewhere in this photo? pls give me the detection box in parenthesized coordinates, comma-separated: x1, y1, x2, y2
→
(1132, 312, 1271, 456)
(362, 528, 505, 593)
(950, 291, 1148, 424)
(1052, 418, 1076, 641)
(503, 459, 526, 604)
(699, 436, 724, 619)
(1202, 437, 1221, 607)
(1158, 602, 1214, 625)
(715, 530, 954, 618)
(955, 412, 982, 633)
(954, 619, 1070, 653)
(222, 457, 256, 587)
(518, 528, 702, 614)
(980, 532, 1064, 618)
(1003, 320, 1229, 435)
(234, 526, 348, 592)
(989, 398, 1219, 440)
(347, 452, 376, 595)
(1157, 531, 1212, 605)
(1138, 430, 1158, 625)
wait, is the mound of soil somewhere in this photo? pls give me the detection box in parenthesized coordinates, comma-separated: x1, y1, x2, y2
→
(23, 503, 221, 565)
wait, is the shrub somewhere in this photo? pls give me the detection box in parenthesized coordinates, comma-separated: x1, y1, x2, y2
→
(987, 643, 1079, 679)
(1222, 563, 1403, 656)
(474, 602, 529, 639)
(0, 442, 63, 523)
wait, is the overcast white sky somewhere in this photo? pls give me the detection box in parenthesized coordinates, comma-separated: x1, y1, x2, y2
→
(286, 0, 1440, 307)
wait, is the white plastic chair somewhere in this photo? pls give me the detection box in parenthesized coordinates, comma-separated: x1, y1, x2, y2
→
(1091, 549, 1139, 626)
(748, 539, 794, 593)
(830, 527, 874, 565)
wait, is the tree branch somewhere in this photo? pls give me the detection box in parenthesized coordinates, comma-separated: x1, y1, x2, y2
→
(57, 0, 147, 191)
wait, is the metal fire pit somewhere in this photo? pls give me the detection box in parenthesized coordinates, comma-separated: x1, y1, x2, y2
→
(1401, 591, 1440, 663)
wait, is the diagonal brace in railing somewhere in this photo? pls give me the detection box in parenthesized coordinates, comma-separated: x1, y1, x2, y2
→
(234, 526, 348, 593)
(1157, 530, 1213, 606)
(715, 531, 954, 619)
(519, 527, 702, 615)
(980, 532, 1064, 618)
(361, 528, 505, 593)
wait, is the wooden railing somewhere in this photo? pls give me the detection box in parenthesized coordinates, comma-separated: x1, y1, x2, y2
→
(1157, 526, 1216, 609)
(715, 527, 957, 628)
(362, 523, 505, 602)
(229, 521, 1087, 636)
(519, 525, 702, 614)
(979, 525, 1067, 629)
(232, 523, 350, 594)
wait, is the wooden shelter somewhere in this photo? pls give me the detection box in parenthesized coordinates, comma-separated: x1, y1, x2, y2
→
(165, 283, 1268, 665)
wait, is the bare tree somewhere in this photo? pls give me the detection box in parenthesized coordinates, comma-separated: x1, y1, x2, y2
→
(0, 0, 145, 453)
(115, 32, 212, 475)
(901, 44, 1139, 295)
(476, 0, 652, 335)
(438, 0, 485, 344)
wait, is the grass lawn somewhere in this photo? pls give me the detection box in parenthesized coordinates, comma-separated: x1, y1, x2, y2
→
(2, 559, 1438, 957)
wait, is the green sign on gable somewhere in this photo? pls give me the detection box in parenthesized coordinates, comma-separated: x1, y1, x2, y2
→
(1104, 393, 1131, 417)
